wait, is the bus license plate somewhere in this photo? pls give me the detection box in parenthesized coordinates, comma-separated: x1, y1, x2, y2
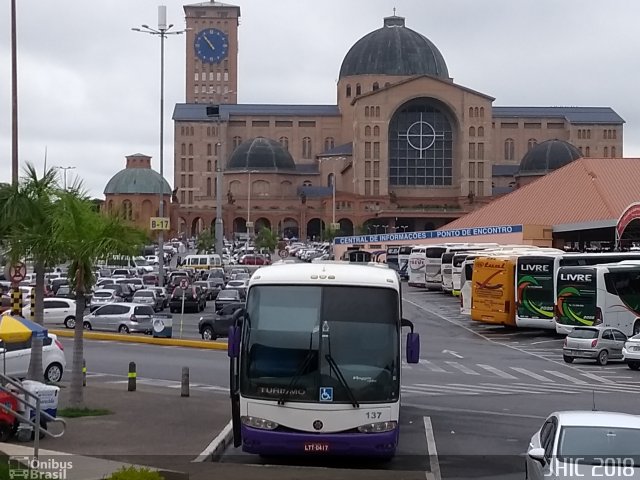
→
(304, 442, 329, 453)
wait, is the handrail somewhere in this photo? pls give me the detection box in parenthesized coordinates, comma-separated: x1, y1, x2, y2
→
(0, 373, 66, 460)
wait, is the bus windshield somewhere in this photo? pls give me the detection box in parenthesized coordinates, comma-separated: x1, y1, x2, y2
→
(241, 285, 399, 404)
(556, 268, 597, 327)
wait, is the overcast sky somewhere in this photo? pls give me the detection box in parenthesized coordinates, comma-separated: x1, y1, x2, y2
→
(1, 0, 639, 198)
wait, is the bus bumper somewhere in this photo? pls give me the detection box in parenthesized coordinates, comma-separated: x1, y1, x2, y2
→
(241, 424, 399, 456)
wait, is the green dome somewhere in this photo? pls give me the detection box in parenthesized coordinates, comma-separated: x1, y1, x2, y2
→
(104, 168, 172, 195)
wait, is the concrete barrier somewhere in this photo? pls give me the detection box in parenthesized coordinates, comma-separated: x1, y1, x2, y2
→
(49, 329, 227, 350)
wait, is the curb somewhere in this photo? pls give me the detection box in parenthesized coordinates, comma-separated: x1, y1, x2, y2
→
(49, 329, 227, 350)
(193, 420, 233, 462)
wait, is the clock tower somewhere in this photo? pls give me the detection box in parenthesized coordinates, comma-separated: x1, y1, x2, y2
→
(184, 1, 240, 104)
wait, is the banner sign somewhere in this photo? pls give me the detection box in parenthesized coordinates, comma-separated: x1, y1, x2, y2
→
(616, 203, 640, 238)
(334, 224, 523, 245)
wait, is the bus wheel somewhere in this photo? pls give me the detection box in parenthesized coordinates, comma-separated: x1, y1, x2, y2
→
(634, 321, 640, 336)
(563, 355, 574, 364)
(628, 361, 640, 371)
(596, 350, 609, 366)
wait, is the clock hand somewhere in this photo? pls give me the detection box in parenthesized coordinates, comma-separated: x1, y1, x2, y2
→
(204, 36, 215, 50)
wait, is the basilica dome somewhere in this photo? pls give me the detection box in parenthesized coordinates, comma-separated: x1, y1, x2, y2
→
(227, 137, 296, 171)
(518, 139, 582, 176)
(339, 16, 449, 80)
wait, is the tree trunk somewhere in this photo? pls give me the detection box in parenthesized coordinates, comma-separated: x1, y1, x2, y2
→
(69, 266, 85, 408)
(26, 261, 44, 382)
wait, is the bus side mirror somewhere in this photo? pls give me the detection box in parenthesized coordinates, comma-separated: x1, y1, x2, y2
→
(228, 326, 240, 358)
(406, 332, 420, 364)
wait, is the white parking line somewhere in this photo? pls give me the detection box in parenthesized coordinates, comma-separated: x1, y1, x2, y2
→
(423, 416, 441, 480)
(419, 360, 447, 372)
(510, 367, 553, 383)
(544, 370, 588, 384)
(444, 361, 479, 375)
(477, 364, 517, 379)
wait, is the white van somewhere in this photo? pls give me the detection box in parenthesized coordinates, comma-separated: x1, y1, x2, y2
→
(183, 254, 222, 270)
(555, 263, 640, 336)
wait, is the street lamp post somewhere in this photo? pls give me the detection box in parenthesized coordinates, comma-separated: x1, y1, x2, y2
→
(132, 6, 185, 287)
(246, 169, 258, 246)
(55, 166, 76, 190)
(215, 141, 224, 256)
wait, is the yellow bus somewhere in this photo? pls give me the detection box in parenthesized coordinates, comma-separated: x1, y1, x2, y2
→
(471, 255, 517, 327)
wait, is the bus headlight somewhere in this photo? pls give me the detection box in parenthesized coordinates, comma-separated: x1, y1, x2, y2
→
(357, 421, 397, 433)
(241, 416, 279, 430)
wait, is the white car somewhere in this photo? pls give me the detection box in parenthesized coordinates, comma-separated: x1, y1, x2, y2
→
(145, 255, 160, 265)
(21, 298, 77, 328)
(623, 333, 640, 370)
(0, 334, 66, 383)
(526, 410, 640, 479)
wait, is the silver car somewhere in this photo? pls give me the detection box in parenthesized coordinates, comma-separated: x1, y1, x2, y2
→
(132, 289, 163, 312)
(90, 288, 122, 312)
(83, 303, 154, 334)
(526, 411, 640, 479)
(563, 326, 627, 365)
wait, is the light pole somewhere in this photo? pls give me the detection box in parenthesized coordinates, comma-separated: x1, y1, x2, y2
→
(55, 166, 76, 190)
(246, 170, 258, 246)
(214, 141, 224, 256)
(132, 6, 186, 287)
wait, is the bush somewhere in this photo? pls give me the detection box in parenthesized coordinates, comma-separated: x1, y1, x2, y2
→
(105, 466, 165, 480)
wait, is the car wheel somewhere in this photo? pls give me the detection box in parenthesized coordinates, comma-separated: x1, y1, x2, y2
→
(596, 350, 609, 366)
(119, 325, 130, 334)
(563, 355, 574, 363)
(202, 327, 217, 341)
(45, 362, 63, 383)
(83, 321, 92, 330)
(628, 361, 640, 370)
(64, 316, 76, 329)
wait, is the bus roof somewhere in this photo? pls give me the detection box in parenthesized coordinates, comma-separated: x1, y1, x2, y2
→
(249, 263, 400, 290)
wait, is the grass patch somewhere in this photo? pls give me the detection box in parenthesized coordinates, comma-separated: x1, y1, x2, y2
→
(57, 407, 112, 418)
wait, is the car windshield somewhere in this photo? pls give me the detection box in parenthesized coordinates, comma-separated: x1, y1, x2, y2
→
(569, 328, 599, 339)
(240, 285, 399, 404)
(557, 426, 640, 465)
(135, 291, 154, 297)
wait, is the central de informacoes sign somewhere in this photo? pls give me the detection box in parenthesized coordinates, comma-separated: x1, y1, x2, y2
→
(333, 224, 523, 245)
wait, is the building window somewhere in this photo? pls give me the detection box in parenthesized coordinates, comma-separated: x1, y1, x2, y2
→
(477, 143, 484, 160)
(346, 84, 351, 97)
(279, 136, 289, 151)
(468, 181, 475, 195)
(375, 106, 380, 117)
(364, 161, 371, 177)
(585, 146, 590, 157)
(587, 129, 591, 139)
(365, 126, 371, 137)
(373, 160, 380, 177)
(469, 162, 476, 178)
(365, 180, 371, 195)
(324, 137, 334, 151)
(372, 82, 379, 91)
(469, 107, 474, 118)
(207, 160, 212, 171)
(478, 126, 484, 137)
(474, 107, 479, 117)
(478, 162, 484, 178)
(302, 180, 312, 187)
(122, 200, 132, 221)
(388, 99, 453, 187)
(215, 143, 220, 155)
(480, 107, 485, 118)
(180, 191, 185, 204)
(188, 191, 193, 204)
(613, 129, 617, 139)
(188, 158, 193, 171)
(327, 173, 334, 187)
(190, 127, 194, 136)
(469, 143, 476, 160)
(469, 126, 475, 137)
(528, 138, 537, 151)
(604, 146, 608, 157)
(504, 138, 515, 161)
(181, 143, 186, 155)
(365, 107, 370, 117)
(477, 180, 484, 195)
(206, 177, 212, 197)
(373, 142, 380, 159)
(373, 126, 380, 136)
(209, 72, 214, 81)
(233, 136, 242, 149)
(373, 180, 380, 195)
(188, 144, 194, 155)
(188, 175, 193, 188)
(181, 175, 186, 188)
(207, 143, 212, 156)
(217, 72, 221, 81)
(194, 86, 198, 94)
(181, 127, 185, 136)
(302, 137, 312, 159)
(612, 146, 616, 157)
(356, 84, 361, 95)
(224, 70, 229, 81)
(181, 158, 186, 171)
(579, 146, 583, 155)
(364, 142, 372, 159)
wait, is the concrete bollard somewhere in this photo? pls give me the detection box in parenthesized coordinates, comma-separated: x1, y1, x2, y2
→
(181, 367, 189, 397)
(30, 289, 35, 320)
(82, 359, 87, 387)
(10, 287, 21, 316)
(128, 362, 136, 392)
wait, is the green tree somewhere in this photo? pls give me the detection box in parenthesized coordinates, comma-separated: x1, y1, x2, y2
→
(254, 228, 278, 252)
(196, 228, 215, 253)
(54, 187, 147, 408)
(0, 164, 62, 381)
(321, 226, 341, 243)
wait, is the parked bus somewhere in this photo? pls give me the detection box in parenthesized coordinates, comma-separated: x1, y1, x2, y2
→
(515, 253, 564, 329)
(183, 254, 222, 270)
(385, 246, 400, 271)
(555, 263, 640, 336)
(397, 246, 413, 281)
(460, 256, 480, 315)
(226, 263, 420, 457)
(471, 255, 519, 327)
(408, 246, 428, 287)
(441, 244, 500, 294)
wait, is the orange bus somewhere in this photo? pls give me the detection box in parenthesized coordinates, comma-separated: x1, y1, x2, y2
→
(471, 255, 517, 327)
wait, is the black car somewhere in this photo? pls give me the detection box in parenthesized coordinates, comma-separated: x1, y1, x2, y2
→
(199, 302, 244, 340)
(169, 286, 205, 313)
(214, 288, 243, 311)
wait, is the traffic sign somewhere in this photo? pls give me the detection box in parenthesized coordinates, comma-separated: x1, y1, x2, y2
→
(179, 278, 189, 289)
(150, 217, 171, 231)
(278, 249, 289, 258)
(8, 262, 26, 283)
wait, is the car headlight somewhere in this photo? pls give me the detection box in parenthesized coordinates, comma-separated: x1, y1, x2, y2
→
(241, 416, 279, 430)
(357, 421, 397, 433)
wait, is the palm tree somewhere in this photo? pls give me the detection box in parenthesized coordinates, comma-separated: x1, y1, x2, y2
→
(53, 188, 147, 408)
(0, 164, 61, 382)
(321, 226, 341, 243)
(254, 228, 278, 252)
(196, 228, 215, 254)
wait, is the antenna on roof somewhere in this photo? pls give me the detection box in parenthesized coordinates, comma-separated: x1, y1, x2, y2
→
(592, 390, 597, 411)
(393, 7, 396, 15)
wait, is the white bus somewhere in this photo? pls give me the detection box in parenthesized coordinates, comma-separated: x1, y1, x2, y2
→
(408, 246, 428, 287)
(555, 263, 640, 336)
(227, 262, 419, 457)
(441, 244, 500, 294)
(397, 246, 413, 281)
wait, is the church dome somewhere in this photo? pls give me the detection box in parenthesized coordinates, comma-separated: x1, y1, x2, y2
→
(339, 16, 449, 80)
(104, 154, 172, 195)
(518, 139, 582, 176)
(227, 137, 296, 171)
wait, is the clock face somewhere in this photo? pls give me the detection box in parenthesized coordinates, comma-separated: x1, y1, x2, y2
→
(194, 28, 229, 64)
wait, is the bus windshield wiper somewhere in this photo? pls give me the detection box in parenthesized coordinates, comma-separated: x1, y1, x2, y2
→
(278, 333, 315, 405)
(325, 354, 360, 408)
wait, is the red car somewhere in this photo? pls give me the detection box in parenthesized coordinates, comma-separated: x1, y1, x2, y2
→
(239, 254, 267, 265)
